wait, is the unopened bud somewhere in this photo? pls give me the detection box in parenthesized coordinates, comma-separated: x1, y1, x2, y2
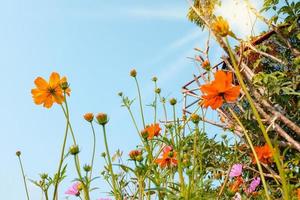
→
(191, 114, 200, 124)
(130, 69, 137, 77)
(16, 151, 21, 157)
(69, 145, 80, 155)
(96, 113, 109, 125)
(101, 152, 106, 157)
(60, 80, 70, 90)
(83, 113, 94, 122)
(155, 88, 161, 94)
(169, 98, 177, 106)
(40, 173, 48, 179)
(83, 164, 92, 172)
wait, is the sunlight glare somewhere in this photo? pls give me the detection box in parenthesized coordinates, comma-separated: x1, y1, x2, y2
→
(216, 0, 259, 38)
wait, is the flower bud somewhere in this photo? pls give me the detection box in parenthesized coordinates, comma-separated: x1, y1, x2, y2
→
(141, 129, 149, 140)
(169, 98, 177, 106)
(96, 113, 109, 125)
(69, 145, 80, 155)
(129, 150, 143, 162)
(118, 92, 123, 97)
(201, 60, 211, 70)
(136, 155, 143, 162)
(83, 164, 92, 172)
(83, 113, 94, 122)
(101, 152, 106, 157)
(165, 123, 173, 129)
(130, 69, 137, 77)
(212, 16, 230, 37)
(152, 76, 158, 82)
(191, 113, 200, 124)
(16, 151, 21, 157)
(40, 173, 48, 179)
(155, 88, 161, 94)
(60, 81, 69, 90)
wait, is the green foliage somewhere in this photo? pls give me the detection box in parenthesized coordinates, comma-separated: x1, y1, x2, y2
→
(187, 0, 220, 28)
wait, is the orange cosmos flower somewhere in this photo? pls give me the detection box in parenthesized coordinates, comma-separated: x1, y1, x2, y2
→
(31, 72, 70, 108)
(200, 70, 240, 109)
(144, 123, 161, 140)
(252, 144, 273, 164)
(297, 188, 300, 200)
(155, 146, 178, 168)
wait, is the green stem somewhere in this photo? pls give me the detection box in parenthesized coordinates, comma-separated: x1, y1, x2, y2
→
(52, 118, 69, 200)
(228, 108, 270, 200)
(225, 38, 289, 199)
(134, 77, 146, 128)
(44, 190, 49, 200)
(89, 122, 96, 182)
(74, 156, 90, 200)
(192, 123, 199, 189)
(101, 125, 120, 199)
(159, 95, 168, 123)
(17, 156, 30, 200)
(62, 93, 89, 200)
(154, 82, 158, 124)
(172, 105, 185, 196)
(61, 97, 76, 145)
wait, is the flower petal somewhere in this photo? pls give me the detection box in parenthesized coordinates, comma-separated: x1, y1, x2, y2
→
(49, 72, 60, 88)
(34, 77, 48, 90)
(224, 86, 240, 102)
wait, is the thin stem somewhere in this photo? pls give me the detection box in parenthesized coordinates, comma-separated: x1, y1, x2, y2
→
(17, 156, 30, 200)
(73, 156, 90, 200)
(154, 82, 158, 124)
(228, 108, 270, 200)
(89, 122, 96, 181)
(44, 190, 49, 200)
(192, 123, 199, 190)
(62, 93, 89, 200)
(134, 77, 146, 128)
(159, 95, 168, 123)
(101, 125, 120, 199)
(52, 111, 69, 200)
(225, 37, 289, 199)
(172, 105, 185, 196)
(61, 96, 76, 145)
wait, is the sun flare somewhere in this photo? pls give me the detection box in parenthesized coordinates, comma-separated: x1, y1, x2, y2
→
(216, 0, 259, 38)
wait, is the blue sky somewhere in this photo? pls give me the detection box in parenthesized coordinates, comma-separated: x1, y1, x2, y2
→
(0, 0, 266, 199)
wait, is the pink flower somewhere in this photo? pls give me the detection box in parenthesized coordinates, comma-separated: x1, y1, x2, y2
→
(65, 182, 81, 196)
(246, 177, 261, 194)
(229, 164, 243, 178)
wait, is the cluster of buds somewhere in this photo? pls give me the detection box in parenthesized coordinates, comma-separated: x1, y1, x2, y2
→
(129, 150, 143, 162)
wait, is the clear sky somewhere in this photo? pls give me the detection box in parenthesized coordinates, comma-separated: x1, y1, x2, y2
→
(0, 0, 265, 199)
